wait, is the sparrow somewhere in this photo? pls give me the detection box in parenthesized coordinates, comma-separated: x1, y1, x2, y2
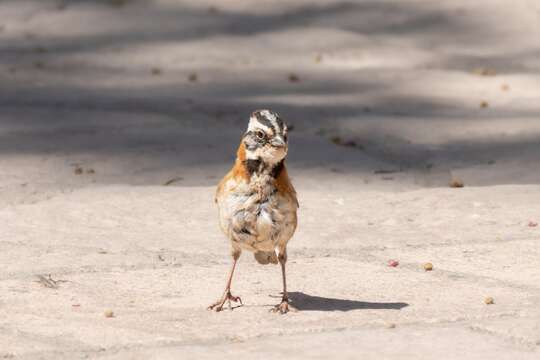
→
(208, 109, 299, 314)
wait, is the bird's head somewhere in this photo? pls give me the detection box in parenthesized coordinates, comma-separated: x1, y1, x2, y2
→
(242, 109, 288, 165)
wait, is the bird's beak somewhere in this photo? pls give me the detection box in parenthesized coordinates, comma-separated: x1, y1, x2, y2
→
(271, 136, 286, 148)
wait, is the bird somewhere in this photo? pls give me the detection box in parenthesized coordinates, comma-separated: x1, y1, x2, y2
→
(208, 109, 299, 314)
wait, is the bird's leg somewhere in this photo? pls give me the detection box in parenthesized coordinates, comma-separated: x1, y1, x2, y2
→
(271, 248, 297, 314)
(208, 250, 242, 312)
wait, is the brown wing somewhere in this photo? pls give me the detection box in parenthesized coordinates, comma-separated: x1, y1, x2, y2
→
(215, 142, 250, 203)
(274, 162, 299, 208)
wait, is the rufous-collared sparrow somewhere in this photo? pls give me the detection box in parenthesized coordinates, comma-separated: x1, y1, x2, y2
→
(208, 109, 298, 314)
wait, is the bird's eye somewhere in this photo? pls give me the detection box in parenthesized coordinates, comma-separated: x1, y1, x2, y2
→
(283, 133, 288, 141)
(255, 131, 265, 140)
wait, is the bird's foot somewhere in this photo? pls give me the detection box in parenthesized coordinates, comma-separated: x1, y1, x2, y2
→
(271, 297, 297, 314)
(207, 291, 243, 312)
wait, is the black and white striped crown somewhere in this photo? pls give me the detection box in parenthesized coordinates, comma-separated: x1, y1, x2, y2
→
(248, 109, 286, 135)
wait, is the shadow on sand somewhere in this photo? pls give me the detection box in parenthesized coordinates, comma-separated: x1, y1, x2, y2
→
(286, 292, 409, 312)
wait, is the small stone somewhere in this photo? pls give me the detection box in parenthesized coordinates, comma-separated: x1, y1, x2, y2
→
(423, 262, 433, 271)
(188, 73, 198, 82)
(151, 67, 162, 76)
(104, 309, 114, 318)
(528, 221, 538, 227)
(484, 297, 494, 305)
(74, 167, 83, 175)
(86, 168, 95, 174)
(479, 101, 489, 108)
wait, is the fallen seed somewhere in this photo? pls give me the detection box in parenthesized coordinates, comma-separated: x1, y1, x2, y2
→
(288, 73, 300, 82)
(473, 67, 496, 76)
(388, 259, 399, 267)
(104, 310, 114, 318)
(450, 178, 464, 188)
(423, 262, 433, 271)
(484, 297, 494, 305)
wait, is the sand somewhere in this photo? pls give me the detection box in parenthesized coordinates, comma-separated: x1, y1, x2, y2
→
(1, 0, 539, 358)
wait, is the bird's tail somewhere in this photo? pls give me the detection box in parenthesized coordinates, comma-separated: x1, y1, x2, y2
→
(254, 251, 278, 265)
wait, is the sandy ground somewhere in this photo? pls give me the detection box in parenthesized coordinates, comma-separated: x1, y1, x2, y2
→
(1, 0, 540, 358)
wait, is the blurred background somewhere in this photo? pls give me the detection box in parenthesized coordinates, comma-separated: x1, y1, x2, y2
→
(1, 0, 540, 203)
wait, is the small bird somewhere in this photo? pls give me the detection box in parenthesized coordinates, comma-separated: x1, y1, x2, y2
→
(208, 109, 299, 314)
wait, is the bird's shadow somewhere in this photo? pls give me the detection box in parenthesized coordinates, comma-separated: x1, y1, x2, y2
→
(286, 292, 409, 312)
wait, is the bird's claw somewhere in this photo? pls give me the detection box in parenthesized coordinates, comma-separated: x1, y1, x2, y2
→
(271, 298, 297, 314)
(208, 291, 243, 312)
